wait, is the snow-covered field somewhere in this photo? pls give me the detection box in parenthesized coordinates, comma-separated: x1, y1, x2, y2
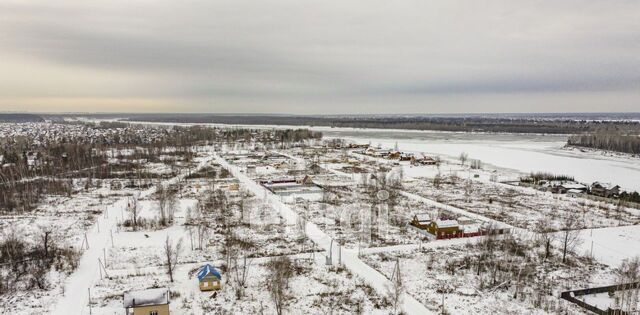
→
(362, 240, 611, 314)
(2, 122, 640, 315)
(568, 224, 640, 267)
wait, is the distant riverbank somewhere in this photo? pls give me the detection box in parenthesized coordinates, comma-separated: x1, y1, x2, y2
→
(116, 118, 640, 191)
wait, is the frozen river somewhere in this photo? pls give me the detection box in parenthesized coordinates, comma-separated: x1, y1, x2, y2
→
(125, 120, 640, 192)
(317, 127, 640, 192)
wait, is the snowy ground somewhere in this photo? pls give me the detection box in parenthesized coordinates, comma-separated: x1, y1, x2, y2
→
(0, 146, 205, 315)
(565, 224, 640, 267)
(0, 182, 133, 314)
(362, 237, 612, 314)
(405, 174, 640, 231)
(32, 148, 400, 315)
(269, 143, 640, 313)
(87, 193, 388, 315)
(312, 145, 640, 268)
(3, 123, 640, 315)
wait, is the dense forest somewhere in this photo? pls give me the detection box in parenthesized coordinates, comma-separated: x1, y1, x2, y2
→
(0, 113, 44, 123)
(115, 113, 640, 134)
(567, 131, 640, 155)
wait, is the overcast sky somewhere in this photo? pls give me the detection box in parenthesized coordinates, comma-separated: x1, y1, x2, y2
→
(0, 0, 638, 114)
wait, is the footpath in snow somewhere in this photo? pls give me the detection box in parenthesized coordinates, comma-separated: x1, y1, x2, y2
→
(50, 153, 215, 315)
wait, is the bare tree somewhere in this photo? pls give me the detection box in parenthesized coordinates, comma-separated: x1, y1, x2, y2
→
(157, 183, 177, 226)
(238, 190, 251, 223)
(1, 228, 80, 293)
(614, 256, 640, 313)
(458, 152, 468, 166)
(512, 263, 532, 300)
(433, 173, 442, 189)
(197, 223, 208, 250)
(558, 214, 582, 263)
(463, 179, 473, 203)
(319, 281, 347, 315)
(40, 227, 53, 260)
(128, 194, 140, 231)
(265, 256, 295, 315)
(535, 216, 553, 259)
(615, 199, 626, 223)
(163, 235, 183, 282)
(470, 159, 482, 169)
(229, 235, 255, 298)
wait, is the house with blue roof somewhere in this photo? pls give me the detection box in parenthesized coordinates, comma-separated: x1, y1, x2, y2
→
(197, 264, 222, 291)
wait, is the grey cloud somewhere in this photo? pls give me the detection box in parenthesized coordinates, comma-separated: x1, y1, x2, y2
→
(0, 0, 638, 113)
(372, 72, 640, 96)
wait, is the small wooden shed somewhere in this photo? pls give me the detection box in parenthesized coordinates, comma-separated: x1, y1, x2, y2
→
(426, 220, 460, 238)
(197, 264, 222, 291)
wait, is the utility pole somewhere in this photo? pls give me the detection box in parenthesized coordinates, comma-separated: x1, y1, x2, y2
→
(189, 227, 194, 251)
(391, 258, 400, 282)
(326, 239, 334, 266)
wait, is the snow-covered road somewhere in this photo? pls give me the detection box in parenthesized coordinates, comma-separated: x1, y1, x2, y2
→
(215, 153, 435, 315)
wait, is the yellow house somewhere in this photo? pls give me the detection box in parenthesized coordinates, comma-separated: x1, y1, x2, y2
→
(198, 264, 222, 291)
(124, 288, 170, 315)
(229, 183, 240, 191)
(426, 220, 460, 238)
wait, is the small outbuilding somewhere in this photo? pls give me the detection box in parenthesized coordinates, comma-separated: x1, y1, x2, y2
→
(197, 264, 222, 291)
(410, 213, 432, 229)
(124, 288, 170, 315)
(228, 183, 240, 191)
(412, 155, 437, 166)
(426, 220, 460, 238)
(296, 174, 314, 185)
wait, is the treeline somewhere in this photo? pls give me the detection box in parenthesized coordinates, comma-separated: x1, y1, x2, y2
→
(620, 191, 640, 204)
(520, 172, 575, 184)
(0, 180, 72, 213)
(274, 128, 322, 142)
(0, 113, 44, 123)
(567, 131, 640, 154)
(0, 143, 108, 183)
(119, 114, 640, 134)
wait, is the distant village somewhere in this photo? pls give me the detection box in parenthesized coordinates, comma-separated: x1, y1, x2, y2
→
(516, 172, 640, 205)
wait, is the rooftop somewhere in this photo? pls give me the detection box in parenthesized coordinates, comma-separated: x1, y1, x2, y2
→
(435, 220, 459, 228)
(197, 264, 222, 281)
(123, 288, 169, 308)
